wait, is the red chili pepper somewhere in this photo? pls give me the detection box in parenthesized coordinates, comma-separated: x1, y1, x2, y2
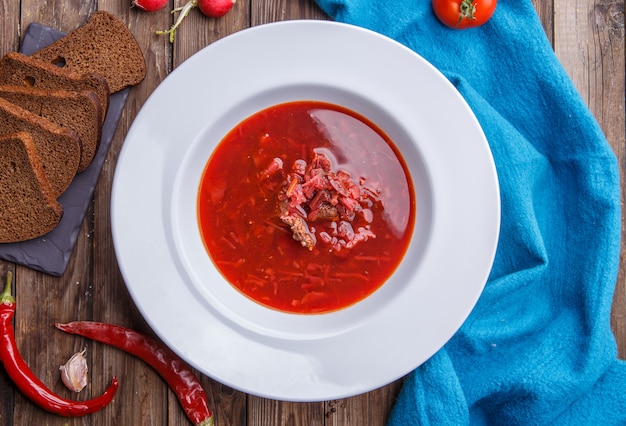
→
(55, 320, 214, 426)
(0, 272, 118, 416)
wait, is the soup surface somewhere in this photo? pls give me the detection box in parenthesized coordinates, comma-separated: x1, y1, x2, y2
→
(198, 101, 415, 314)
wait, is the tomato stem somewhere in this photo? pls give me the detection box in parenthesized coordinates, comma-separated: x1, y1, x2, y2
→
(458, 0, 477, 25)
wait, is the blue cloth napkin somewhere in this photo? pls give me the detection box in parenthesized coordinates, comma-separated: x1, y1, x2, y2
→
(314, 0, 626, 423)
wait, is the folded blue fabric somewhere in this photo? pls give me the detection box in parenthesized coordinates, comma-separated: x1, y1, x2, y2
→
(314, 0, 626, 423)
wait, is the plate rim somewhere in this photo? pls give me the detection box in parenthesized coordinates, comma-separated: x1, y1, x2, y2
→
(111, 19, 500, 401)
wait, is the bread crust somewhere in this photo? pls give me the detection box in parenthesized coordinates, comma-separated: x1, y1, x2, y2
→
(32, 11, 147, 93)
(0, 132, 63, 243)
(0, 97, 81, 197)
(0, 52, 110, 121)
(0, 85, 103, 172)
(0, 12, 146, 242)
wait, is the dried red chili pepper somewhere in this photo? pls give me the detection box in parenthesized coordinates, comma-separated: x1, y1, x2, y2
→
(55, 320, 214, 426)
(0, 272, 118, 416)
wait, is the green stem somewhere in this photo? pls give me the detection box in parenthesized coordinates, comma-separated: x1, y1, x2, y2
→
(197, 415, 215, 426)
(155, 0, 199, 43)
(1, 271, 14, 305)
(458, 0, 477, 24)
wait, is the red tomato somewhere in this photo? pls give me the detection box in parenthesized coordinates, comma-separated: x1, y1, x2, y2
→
(432, 0, 497, 29)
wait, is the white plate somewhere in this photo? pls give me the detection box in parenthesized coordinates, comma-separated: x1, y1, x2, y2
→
(112, 20, 500, 401)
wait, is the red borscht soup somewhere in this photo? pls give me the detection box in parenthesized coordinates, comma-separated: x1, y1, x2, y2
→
(198, 101, 415, 314)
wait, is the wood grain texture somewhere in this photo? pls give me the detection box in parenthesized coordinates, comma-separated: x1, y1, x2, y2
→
(554, 0, 625, 359)
(0, 0, 624, 425)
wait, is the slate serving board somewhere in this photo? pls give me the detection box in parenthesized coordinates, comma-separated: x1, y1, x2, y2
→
(0, 22, 129, 276)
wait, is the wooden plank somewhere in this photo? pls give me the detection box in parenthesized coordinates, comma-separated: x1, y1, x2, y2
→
(554, 0, 626, 358)
(325, 382, 404, 426)
(251, 0, 328, 24)
(0, 0, 21, 425)
(20, 0, 96, 32)
(89, 1, 192, 425)
(173, 0, 250, 64)
(0, 3, 21, 423)
(162, 2, 253, 424)
(247, 399, 325, 426)
(242, 2, 403, 424)
(243, 0, 332, 424)
(0, 0, 21, 54)
(531, 0, 555, 44)
(7, 3, 100, 425)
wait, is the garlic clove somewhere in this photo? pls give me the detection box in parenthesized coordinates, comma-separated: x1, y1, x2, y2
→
(60, 349, 88, 392)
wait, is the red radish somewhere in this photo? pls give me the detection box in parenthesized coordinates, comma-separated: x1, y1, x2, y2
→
(132, 0, 169, 12)
(156, 0, 236, 42)
(198, 0, 235, 17)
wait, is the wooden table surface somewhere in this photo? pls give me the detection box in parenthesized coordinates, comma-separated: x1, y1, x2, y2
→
(1, 1, 624, 425)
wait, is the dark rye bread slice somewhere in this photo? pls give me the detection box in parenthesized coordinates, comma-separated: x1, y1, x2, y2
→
(0, 52, 110, 121)
(32, 11, 147, 93)
(0, 132, 63, 243)
(0, 85, 103, 172)
(0, 97, 80, 197)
